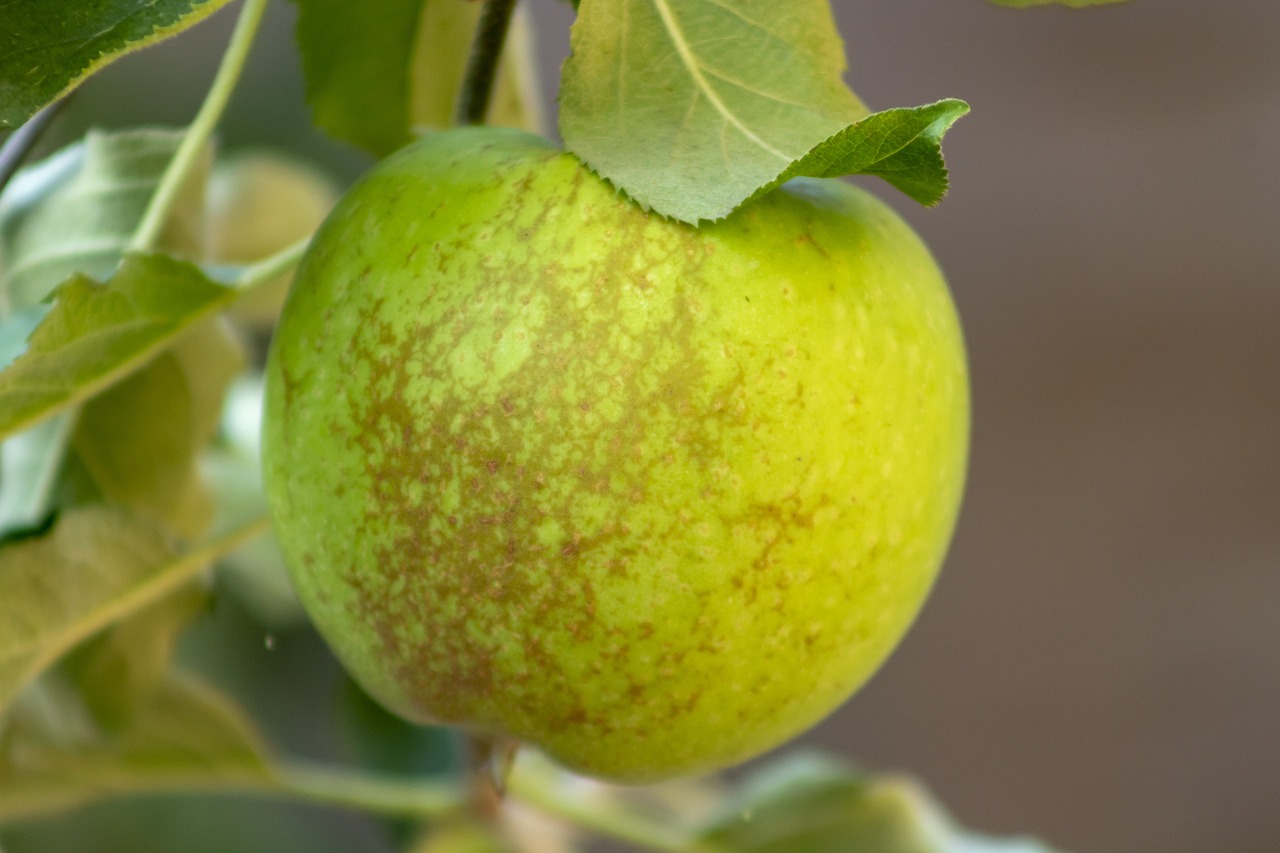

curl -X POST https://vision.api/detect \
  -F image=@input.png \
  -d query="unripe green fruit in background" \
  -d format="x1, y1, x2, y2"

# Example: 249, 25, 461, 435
262, 127, 969, 782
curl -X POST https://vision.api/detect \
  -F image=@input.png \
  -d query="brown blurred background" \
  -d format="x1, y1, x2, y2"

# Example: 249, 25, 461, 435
51, 1, 1280, 852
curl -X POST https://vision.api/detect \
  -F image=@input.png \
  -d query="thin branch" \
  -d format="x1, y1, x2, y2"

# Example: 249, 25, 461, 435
130, 0, 269, 252
454, 0, 519, 126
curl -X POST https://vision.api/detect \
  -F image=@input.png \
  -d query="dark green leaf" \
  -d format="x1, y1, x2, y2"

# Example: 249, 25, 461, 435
0, 673, 272, 824
560, 0, 965, 222
698, 753, 1062, 853
0, 253, 238, 442
561, 0, 864, 223
0, 1, 237, 130
291, 0, 423, 155
767, 100, 970, 208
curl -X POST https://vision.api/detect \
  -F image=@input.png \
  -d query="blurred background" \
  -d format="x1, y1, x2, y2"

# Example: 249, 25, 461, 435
10, 1, 1278, 852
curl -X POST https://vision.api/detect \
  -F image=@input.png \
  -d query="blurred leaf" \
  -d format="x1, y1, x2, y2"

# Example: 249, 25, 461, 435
698, 754, 1063, 853
0, 673, 272, 825
291, 0, 421, 155
0, 506, 267, 716
206, 151, 338, 325
0, 310, 70, 534
0, 253, 238, 442
71, 319, 245, 539
0, 129, 210, 313
0, 1, 237, 130
560, 0, 964, 222
62, 583, 210, 731
291, 0, 540, 156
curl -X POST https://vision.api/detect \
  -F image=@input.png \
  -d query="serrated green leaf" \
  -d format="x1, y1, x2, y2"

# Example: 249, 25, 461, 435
561, 0, 872, 223
0, 506, 267, 716
990, 0, 1124, 7
698, 754, 1063, 853
71, 318, 245, 539
560, 1, 965, 222
768, 100, 969, 207
0, 253, 238, 443
0, 129, 210, 314
291, 0, 541, 156
0, 1, 237, 130
0, 672, 272, 825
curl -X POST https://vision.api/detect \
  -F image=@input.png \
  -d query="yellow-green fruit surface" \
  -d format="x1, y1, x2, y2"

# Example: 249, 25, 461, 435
262, 127, 969, 782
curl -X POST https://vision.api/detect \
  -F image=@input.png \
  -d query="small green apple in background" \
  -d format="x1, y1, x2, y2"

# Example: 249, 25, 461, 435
262, 127, 969, 782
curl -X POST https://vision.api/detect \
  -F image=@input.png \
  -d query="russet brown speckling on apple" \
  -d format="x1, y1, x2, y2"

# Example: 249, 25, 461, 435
262, 127, 969, 782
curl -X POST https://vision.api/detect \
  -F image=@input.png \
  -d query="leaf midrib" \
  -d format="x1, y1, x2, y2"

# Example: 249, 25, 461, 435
649, 0, 791, 162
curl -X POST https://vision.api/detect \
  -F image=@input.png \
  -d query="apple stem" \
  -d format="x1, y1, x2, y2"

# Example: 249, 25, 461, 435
454, 0, 519, 127
467, 733, 518, 819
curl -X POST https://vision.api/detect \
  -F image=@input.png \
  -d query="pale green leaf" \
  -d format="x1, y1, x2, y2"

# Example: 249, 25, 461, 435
0, 0, 237, 130
698, 754, 1063, 853
0, 253, 238, 442
0, 506, 268, 715
71, 319, 246, 539
0, 673, 272, 824
0, 128, 211, 314
561, 0, 874, 222
206, 151, 338, 325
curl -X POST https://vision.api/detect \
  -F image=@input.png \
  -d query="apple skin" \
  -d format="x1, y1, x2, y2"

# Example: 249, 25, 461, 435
262, 127, 969, 783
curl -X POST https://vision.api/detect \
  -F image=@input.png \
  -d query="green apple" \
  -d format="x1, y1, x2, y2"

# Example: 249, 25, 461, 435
262, 127, 969, 782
